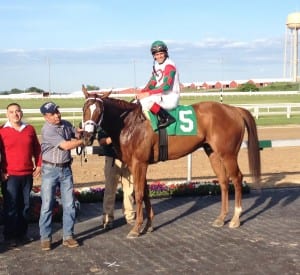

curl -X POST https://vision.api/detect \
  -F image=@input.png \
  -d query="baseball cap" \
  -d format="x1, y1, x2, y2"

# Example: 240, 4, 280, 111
40, 102, 60, 114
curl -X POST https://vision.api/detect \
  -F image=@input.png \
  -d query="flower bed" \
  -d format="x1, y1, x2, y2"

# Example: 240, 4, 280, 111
29, 186, 80, 223
29, 195, 63, 223
0, 180, 250, 224
149, 180, 250, 197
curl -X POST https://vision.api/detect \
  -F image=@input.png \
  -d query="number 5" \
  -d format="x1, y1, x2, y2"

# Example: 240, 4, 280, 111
179, 110, 194, 132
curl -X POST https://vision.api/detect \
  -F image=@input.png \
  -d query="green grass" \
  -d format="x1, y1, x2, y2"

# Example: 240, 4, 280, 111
178, 94, 300, 105
0, 98, 85, 109
0, 94, 299, 109
254, 115, 300, 126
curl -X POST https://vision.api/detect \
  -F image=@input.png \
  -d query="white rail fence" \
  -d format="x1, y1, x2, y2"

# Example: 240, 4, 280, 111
1, 103, 300, 121
70, 138, 300, 182
234, 103, 300, 119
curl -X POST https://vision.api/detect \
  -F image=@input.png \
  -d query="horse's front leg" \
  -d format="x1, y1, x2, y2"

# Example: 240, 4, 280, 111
140, 182, 154, 235
209, 154, 229, 227
127, 163, 147, 239
127, 189, 143, 239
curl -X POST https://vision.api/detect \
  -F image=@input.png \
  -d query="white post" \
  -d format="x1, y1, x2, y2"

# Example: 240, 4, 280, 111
47, 57, 51, 94
283, 27, 288, 78
254, 106, 259, 119
187, 154, 192, 182
287, 105, 291, 118
293, 28, 298, 82
133, 59, 136, 90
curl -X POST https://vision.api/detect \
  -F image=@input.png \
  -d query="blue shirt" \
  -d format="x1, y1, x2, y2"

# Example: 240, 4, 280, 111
41, 119, 75, 163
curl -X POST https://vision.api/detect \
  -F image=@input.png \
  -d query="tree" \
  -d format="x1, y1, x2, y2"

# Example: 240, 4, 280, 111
10, 88, 24, 94
27, 87, 44, 94
86, 85, 100, 91
239, 83, 259, 92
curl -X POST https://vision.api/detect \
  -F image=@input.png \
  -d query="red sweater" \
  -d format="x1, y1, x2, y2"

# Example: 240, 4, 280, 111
0, 124, 42, 176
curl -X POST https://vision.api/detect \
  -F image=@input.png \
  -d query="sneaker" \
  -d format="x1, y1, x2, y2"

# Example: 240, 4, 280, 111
62, 238, 79, 248
41, 240, 51, 251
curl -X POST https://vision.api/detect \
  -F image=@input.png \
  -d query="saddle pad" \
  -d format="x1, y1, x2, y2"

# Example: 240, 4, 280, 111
145, 105, 197, 135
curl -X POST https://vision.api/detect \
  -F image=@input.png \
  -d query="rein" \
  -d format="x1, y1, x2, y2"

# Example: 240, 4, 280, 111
76, 145, 88, 165
120, 110, 131, 119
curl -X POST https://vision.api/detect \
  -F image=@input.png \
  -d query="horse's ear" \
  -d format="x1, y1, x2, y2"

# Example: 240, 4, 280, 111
82, 84, 89, 99
100, 91, 112, 99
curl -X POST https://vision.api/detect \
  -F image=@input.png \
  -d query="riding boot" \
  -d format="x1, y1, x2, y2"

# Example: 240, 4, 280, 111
156, 107, 175, 129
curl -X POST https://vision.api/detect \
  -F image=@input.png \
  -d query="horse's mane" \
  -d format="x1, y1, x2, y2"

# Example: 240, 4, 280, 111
100, 97, 144, 159
104, 97, 138, 112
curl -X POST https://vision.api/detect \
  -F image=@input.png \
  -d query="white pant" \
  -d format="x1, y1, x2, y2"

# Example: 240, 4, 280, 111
103, 157, 135, 223
139, 92, 180, 110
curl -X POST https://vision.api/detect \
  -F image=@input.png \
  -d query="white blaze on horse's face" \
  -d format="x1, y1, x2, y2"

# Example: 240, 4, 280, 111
89, 103, 97, 114
82, 97, 103, 138
84, 103, 97, 133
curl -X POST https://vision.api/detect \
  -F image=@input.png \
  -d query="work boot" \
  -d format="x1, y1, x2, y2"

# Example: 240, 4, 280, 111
62, 237, 79, 248
157, 107, 175, 129
41, 240, 51, 251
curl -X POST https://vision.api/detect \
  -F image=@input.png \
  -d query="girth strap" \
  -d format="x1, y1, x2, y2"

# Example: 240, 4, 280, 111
158, 128, 168, 161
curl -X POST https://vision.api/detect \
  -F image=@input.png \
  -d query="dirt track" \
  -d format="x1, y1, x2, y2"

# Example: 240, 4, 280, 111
34, 126, 300, 189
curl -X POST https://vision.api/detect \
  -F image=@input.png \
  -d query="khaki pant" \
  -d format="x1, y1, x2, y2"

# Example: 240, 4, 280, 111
102, 157, 135, 224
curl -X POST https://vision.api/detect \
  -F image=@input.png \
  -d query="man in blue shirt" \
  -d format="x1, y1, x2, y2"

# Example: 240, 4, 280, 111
39, 102, 83, 251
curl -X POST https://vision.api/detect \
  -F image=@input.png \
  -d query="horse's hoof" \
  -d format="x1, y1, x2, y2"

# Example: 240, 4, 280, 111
126, 230, 140, 239
212, 219, 224, 228
229, 220, 240, 228
140, 226, 154, 235
147, 226, 154, 233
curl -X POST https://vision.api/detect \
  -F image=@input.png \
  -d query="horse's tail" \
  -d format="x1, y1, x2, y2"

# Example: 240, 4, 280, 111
238, 108, 261, 186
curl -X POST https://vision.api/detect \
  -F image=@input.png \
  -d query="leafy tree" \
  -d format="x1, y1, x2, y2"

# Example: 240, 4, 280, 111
0, 91, 9, 95
239, 83, 259, 92
27, 87, 44, 94
86, 85, 100, 91
10, 88, 24, 94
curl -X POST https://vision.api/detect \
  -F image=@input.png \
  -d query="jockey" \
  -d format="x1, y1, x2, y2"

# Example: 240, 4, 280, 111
136, 40, 180, 129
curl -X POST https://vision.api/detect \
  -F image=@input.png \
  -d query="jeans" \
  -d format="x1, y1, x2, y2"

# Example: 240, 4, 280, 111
1, 174, 33, 240
39, 164, 76, 241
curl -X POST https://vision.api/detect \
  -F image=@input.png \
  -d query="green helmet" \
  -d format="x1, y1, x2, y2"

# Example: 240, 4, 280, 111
150, 40, 168, 55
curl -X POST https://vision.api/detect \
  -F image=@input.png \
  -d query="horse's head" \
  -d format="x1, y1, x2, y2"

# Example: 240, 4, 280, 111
81, 85, 110, 146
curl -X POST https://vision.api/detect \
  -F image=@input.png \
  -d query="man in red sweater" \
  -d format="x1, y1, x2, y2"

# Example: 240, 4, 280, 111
0, 103, 42, 247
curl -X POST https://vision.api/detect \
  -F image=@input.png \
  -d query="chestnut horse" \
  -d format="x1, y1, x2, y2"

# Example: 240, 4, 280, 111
81, 85, 261, 238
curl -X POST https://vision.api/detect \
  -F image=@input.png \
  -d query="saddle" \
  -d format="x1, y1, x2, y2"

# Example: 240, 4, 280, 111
145, 105, 197, 161
145, 105, 197, 135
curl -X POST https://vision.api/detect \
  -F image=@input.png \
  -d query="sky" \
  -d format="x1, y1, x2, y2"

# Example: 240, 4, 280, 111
0, 0, 300, 93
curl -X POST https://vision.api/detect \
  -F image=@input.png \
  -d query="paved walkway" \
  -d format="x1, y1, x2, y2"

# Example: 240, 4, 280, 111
0, 187, 299, 275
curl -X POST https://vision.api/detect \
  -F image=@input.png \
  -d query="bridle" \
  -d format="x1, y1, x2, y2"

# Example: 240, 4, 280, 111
82, 96, 103, 133
77, 96, 104, 163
